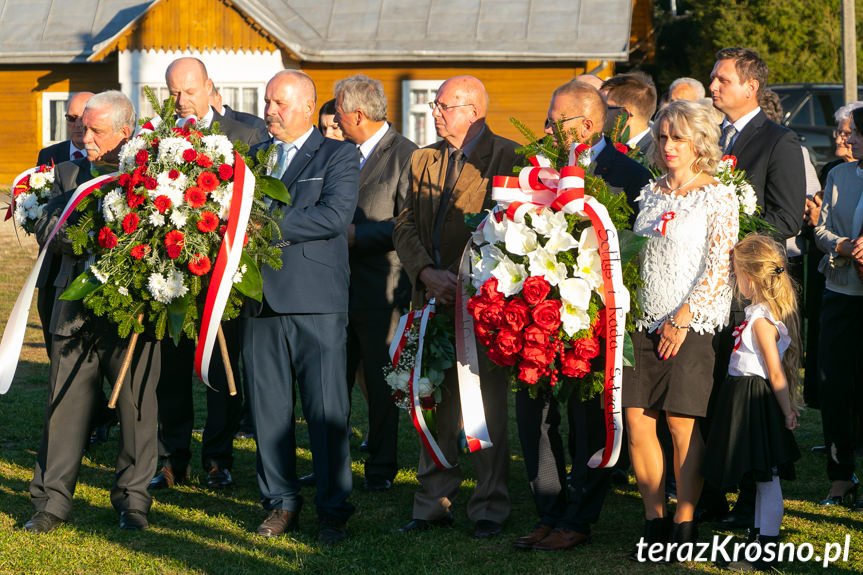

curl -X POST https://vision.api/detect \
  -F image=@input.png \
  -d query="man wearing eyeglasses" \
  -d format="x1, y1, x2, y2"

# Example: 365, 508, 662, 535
509, 79, 650, 552
393, 75, 517, 540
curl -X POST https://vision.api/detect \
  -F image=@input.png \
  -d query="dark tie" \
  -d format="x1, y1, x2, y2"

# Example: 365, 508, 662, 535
719, 124, 737, 154
431, 149, 466, 267
72, 150, 84, 160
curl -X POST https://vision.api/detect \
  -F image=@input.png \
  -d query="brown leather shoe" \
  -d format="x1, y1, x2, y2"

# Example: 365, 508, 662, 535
255, 509, 299, 537
532, 527, 591, 551
148, 463, 189, 490
513, 524, 554, 549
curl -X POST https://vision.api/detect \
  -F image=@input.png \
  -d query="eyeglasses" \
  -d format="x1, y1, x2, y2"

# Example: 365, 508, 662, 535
544, 114, 586, 131
65, 113, 81, 123
834, 129, 853, 140
428, 101, 474, 113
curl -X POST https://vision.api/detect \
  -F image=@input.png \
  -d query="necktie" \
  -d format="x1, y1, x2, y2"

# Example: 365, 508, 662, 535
719, 124, 737, 154
357, 145, 365, 168
431, 149, 466, 267
72, 150, 84, 160
271, 142, 295, 180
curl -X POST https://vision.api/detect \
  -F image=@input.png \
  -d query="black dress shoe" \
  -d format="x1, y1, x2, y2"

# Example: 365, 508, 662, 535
396, 513, 454, 533
120, 510, 149, 531
473, 519, 503, 539
206, 466, 233, 489
318, 515, 348, 545
717, 505, 754, 529
23, 511, 63, 533
362, 477, 392, 491
298, 472, 316, 487
255, 509, 299, 537
148, 463, 189, 490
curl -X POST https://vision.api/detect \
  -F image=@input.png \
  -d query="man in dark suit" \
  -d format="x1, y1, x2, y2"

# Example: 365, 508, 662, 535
25, 91, 160, 533
209, 84, 269, 133
601, 73, 657, 164
148, 57, 267, 492
332, 74, 414, 491
704, 47, 807, 529
244, 70, 359, 545
393, 75, 517, 540
510, 80, 651, 551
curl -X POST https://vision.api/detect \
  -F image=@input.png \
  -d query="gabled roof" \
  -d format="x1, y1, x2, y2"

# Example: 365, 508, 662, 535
0, 0, 634, 64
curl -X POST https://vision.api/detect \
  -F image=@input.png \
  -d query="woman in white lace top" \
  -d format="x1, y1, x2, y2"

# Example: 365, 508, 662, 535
624, 100, 738, 556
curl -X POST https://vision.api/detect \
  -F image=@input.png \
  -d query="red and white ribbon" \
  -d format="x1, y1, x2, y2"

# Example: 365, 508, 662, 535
491, 162, 586, 222
194, 152, 254, 387
654, 211, 676, 236
0, 173, 117, 393
389, 300, 455, 469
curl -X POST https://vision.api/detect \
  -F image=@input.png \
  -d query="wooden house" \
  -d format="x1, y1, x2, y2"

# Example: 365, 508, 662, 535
0, 0, 652, 181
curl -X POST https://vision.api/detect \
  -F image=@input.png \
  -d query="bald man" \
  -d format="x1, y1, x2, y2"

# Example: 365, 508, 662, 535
243, 70, 359, 545
574, 74, 604, 90
669, 77, 706, 102
510, 80, 651, 551
393, 75, 518, 539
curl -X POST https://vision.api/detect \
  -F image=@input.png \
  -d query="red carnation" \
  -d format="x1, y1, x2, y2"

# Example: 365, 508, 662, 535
143, 176, 158, 190
122, 212, 140, 234
479, 299, 506, 329
184, 186, 207, 208
721, 154, 737, 168
218, 224, 227, 236
151, 138, 160, 149
479, 277, 504, 301
188, 253, 212, 276
97, 227, 118, 249
503, 297, 531, 332
197, 171, 219, 192
118, 173, 132, 191
531, 300, 562, 333
154, 195, 172, 214
197, 210, 219, 233
126, 191, 146, 208
196, 152, 213, 168
561, 348, 591, 379
182, 148, 197, 163
522, 276, 552, 306
573, 336, 601, 360
218, 164, 233, 181
131, 166, 146, 186
164, 230, 184, 259
493, 329, 523, 357
518, 360, 544, 384
130, 244, 150, 259
614, 142, 630, 155
135, 149, 149, 165
168, 169, 180, 180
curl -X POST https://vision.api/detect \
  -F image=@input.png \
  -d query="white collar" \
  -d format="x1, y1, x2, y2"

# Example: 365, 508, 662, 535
68, 141, 85, 159
724, 106, 761, 134
274, 126, 315, 151
627, 127, 651, 148
358, 123, 390, 166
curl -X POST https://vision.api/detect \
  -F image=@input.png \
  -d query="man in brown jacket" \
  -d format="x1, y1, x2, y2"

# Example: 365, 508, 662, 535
393, 75, 518, 539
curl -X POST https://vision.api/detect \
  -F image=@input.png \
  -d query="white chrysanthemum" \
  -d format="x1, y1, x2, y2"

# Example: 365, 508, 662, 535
471, 243, 506, 289
19, 192, 38, 210
560, 301, 592, 337
157, 137, 194, 165
527, 246, 569, 286
170, 209, 188, 228
504, 220, 538, 256
544, 227, 580, 254
148, 212, 166, 227
578, 226, 599, 252
43, 170, 55, 184
92, 267, 109, 284
490, 256, 527, 297
26, 205, 44, 221
389, 371, 410, 393
738, 183, 757, 216
211, 184, 232, 220
165, 270, 188, 300
201, 135, 235, 165
118, 286, 129, 296
154, 185, 184, 208
29, 172, 48, 190
102, 189, 128, 223
559, 277, 592, 310
13, 203, 27, 225
232, 264, 248, 284
718, 158, 735, 173
575, 249, 603, 291
530, 207, 568, 238
154, 171, 188, 203
147, 270, 188, 304
118, 137, 150, 172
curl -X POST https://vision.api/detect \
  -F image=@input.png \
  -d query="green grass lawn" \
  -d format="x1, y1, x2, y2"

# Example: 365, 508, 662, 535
1, 220, 862, 574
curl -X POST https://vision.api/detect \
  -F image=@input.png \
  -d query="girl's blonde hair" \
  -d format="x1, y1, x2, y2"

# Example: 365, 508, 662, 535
732, 234, 801, 409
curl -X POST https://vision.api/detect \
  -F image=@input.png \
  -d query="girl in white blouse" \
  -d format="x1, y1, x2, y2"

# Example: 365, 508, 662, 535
625, 100, 738, 559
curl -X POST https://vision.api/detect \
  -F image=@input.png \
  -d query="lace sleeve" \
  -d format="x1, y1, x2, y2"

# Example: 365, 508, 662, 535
687, 185, 738, 327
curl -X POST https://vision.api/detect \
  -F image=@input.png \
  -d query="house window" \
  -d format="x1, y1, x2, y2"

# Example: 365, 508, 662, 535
402, 80, 441, 147
136, 85, 260, 121
41, 92, 72, 146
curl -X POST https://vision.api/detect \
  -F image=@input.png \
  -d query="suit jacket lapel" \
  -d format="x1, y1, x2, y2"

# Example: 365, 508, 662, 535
451, 127, 494, 208
358, 125, 395, 190
281, 130, 323, 187
729, 110, 765, 157
424, 141, 447, 217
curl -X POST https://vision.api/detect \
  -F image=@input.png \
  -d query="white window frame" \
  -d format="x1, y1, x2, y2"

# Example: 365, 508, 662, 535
401, 80, 442, 147
41, 91, 71, 147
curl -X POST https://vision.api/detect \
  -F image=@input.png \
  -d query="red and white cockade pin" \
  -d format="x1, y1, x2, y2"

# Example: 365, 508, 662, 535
732, 320, 748, 351
654, 211, 676, 236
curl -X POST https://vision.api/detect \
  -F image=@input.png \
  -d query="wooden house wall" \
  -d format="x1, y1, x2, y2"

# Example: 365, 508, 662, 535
304, 63, 595, 143
0, 63, 118, 182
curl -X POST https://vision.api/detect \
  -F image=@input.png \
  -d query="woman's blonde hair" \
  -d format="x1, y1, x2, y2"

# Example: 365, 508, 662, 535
650, 100, 723, 174
732, 234, 801, 409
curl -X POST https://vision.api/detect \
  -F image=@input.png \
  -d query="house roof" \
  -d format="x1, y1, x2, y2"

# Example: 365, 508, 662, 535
0, 0, 634, 64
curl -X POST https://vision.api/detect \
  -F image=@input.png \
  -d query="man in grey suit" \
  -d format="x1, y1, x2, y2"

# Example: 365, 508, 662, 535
149, 57, 267, 492
25, 91, 160, 533
332, 74, 415, 491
